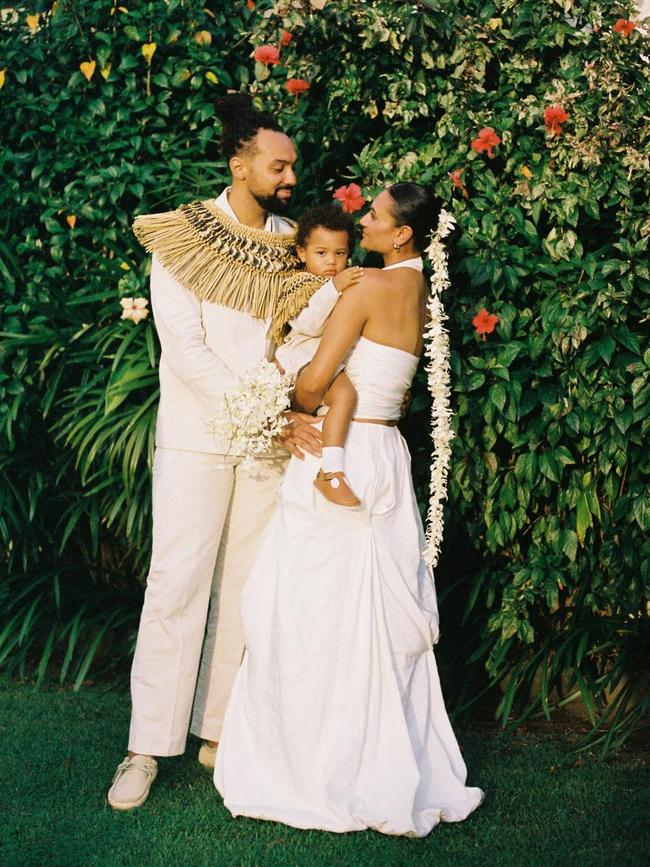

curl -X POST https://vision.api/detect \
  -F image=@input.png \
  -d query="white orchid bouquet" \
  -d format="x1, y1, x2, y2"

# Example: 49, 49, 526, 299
209, 360, 294, 467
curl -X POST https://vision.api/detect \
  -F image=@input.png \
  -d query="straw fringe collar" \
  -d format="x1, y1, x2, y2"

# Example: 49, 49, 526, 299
132, 199, 310, 321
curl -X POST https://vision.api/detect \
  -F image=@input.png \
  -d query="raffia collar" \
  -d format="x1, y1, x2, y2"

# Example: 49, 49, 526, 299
133, 199, 305, 320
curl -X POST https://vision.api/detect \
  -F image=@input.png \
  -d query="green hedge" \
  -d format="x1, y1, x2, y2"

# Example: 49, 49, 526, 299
1, 0, 648, 751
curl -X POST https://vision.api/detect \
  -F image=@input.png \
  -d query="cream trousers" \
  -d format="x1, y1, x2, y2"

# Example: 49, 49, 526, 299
128, 447, 287, 757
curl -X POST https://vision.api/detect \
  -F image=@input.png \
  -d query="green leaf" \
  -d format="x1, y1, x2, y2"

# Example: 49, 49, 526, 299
576, 493, 592, 544
539, 452, 561, 483
463, 372, 486, 392
632, 494, 650, 531
489, 383, 507, 413
562, 530, 578, 562
596, 336, 616, 365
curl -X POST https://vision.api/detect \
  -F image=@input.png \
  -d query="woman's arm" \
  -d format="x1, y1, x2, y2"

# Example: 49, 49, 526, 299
293, 281, 371, 413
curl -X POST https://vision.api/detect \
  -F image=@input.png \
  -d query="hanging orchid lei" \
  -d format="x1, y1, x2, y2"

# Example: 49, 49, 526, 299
422, 209, 456, 568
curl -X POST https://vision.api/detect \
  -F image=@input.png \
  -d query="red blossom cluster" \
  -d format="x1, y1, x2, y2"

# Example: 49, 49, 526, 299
470, 127, 501, 158
472, 309, 499, 339
544, 105, 568, 135
252, 31, 311, 98
253, 45, 281, 65
613, 18, 636, 36
332, 183, 365, 213
286, 78, 309, 95
448, 168, 468, 198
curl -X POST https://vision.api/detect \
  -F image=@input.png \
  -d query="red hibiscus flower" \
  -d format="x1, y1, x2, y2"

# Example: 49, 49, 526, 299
613, 18, 636, 36
544, 105, 568, 135
246, 0, 255, 10
449, 168, 468, 198
470, 127, 501, 158
254, 45, 281, 65
333, 183, 365, 214
279, 30, 293, 47
285, 78, 309, 95
472, 308, 499, 340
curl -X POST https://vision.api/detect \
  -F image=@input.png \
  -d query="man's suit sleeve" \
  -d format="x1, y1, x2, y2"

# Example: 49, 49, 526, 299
150, 254, 240, 405
287, 279, 340, 338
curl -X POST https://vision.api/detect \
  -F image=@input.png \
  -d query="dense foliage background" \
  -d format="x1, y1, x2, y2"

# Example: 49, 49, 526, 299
1, 0, 648, 752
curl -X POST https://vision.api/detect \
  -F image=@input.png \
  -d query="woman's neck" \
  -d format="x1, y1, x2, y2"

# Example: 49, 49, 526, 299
382, 248, 419, 267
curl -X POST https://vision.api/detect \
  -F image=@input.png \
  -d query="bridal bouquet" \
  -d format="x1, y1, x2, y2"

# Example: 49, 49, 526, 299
209, 360, 294, 466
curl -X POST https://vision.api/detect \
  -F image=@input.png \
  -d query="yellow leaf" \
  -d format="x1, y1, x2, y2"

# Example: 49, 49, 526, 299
51, 2, 60, 16
80, 61, 96, 81
119, 5, 128, 11
194, 30, 212, 46
203, 7, 215, 17
66, 215, 77, 229
26, 13, 40, 32
205, 71, 218, 84
120, 262, 131, 270
521, 166, 533, 179
141, 42, 156, 64
100, 64, 112, 80
488, 17, 502, 29
0, 70, 5, 90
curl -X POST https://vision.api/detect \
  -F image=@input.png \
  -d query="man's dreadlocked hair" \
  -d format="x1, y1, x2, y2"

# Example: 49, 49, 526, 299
214, 93, 283, 161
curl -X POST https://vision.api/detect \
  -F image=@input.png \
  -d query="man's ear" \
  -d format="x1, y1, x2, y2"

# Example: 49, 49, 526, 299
229, 154, 246, 181
296, 245, 307, 264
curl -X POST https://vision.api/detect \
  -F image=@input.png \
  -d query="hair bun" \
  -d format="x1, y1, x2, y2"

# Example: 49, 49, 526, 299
214, 92, 254, 124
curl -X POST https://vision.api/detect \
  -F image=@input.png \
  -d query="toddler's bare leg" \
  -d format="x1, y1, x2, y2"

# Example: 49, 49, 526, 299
322, 372, 357, 447
314, 372, 360, 506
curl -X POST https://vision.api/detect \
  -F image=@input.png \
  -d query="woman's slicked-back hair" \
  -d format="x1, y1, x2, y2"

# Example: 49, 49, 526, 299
296, 203, 356, 251
386, 182, 444, 253
214, 92, 283, 162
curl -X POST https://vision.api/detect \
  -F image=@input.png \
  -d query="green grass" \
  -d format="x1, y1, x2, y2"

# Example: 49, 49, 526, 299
1, 679, 648, 867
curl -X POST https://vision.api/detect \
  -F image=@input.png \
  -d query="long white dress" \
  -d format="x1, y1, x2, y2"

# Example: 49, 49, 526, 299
214, 279, 484, 836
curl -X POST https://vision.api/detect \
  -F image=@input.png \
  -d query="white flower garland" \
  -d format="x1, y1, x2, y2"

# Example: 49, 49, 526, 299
422, 209, 456, 568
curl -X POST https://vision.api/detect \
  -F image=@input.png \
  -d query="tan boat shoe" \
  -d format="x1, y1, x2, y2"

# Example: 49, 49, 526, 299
198, 741, 218, 769
314, 469, 361, 507
107, 754, 158, 811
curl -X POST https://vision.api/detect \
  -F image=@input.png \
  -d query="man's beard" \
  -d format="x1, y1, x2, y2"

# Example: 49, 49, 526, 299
252, 188, 293, 213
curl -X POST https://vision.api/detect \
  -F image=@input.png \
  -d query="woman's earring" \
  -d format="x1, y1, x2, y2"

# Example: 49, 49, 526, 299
393, 243, 401, 250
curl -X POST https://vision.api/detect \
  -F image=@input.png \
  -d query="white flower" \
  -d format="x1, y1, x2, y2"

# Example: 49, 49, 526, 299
437, 208, 457, 239
120, 297, 149, 323
209, 360, 294, 467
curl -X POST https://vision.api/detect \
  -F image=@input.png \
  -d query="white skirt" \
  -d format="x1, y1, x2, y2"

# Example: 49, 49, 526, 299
214, 422, 484, 836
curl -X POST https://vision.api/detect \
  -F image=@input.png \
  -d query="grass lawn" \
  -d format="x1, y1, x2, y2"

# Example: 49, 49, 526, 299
1, 679, 648, 867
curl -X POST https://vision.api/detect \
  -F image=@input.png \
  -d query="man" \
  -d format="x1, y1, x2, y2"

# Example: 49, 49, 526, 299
108, 94, 339, 810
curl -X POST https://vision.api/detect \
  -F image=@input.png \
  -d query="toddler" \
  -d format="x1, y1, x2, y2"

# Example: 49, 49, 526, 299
275, 204, 362, 507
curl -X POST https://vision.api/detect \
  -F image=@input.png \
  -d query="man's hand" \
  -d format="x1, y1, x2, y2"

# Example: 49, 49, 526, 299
333, 266, 364, 294
277, 411, 322, 459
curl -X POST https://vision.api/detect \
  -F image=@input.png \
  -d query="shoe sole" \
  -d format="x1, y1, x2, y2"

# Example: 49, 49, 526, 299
107, 788, 151, 811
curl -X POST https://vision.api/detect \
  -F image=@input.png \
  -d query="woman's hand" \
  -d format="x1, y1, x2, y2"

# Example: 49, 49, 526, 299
333, 266, 364, 294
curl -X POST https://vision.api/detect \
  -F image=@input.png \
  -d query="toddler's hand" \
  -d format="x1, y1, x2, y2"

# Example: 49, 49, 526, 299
333, 266, 364, 293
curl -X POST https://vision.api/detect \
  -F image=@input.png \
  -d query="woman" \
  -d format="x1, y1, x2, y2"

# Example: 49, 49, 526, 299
214, 183, 484, 836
